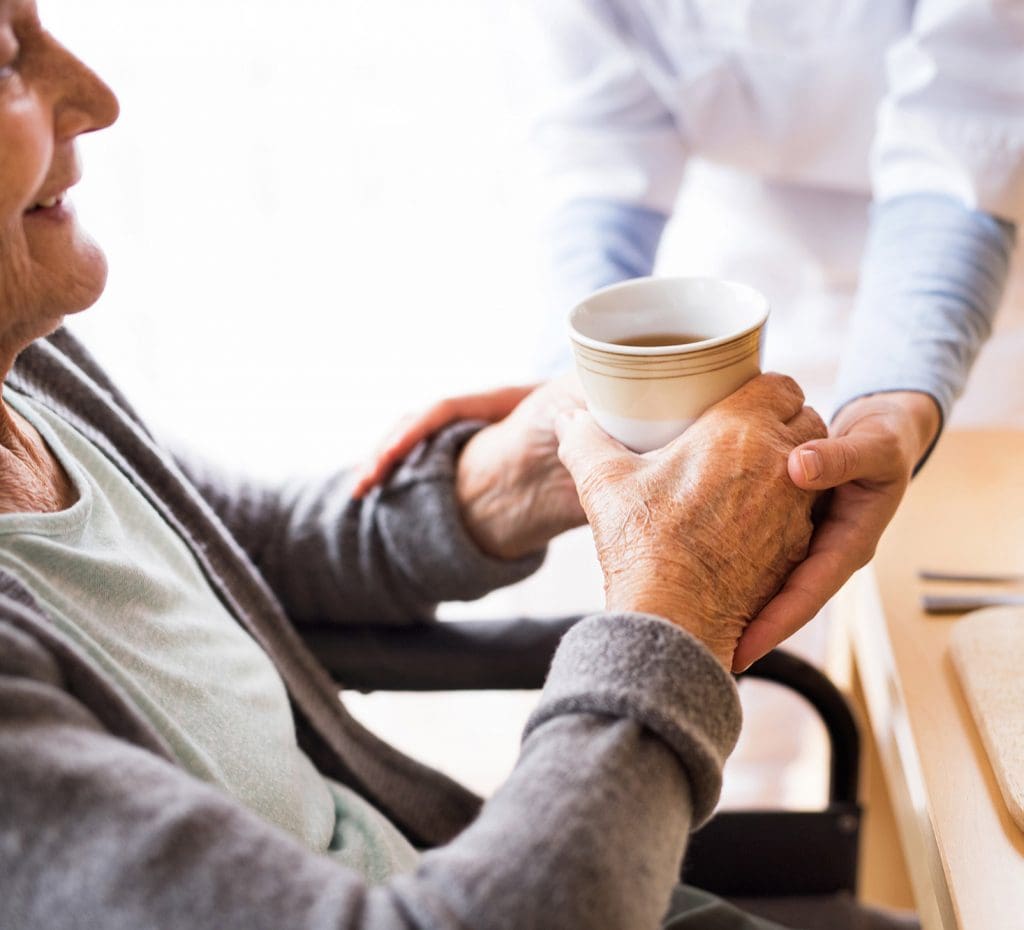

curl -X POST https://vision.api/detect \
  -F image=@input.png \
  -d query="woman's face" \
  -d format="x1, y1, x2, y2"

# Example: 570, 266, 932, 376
0, 0, 118, 341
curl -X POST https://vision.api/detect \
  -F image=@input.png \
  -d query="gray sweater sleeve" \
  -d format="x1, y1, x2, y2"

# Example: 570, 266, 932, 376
176, 422, 544, 625
1, 608, 741, 930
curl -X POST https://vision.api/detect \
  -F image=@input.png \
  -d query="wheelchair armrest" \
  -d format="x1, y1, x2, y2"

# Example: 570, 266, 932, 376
302, 616, 580, 692
742, 648, 860, 807
303, 616, 859, 805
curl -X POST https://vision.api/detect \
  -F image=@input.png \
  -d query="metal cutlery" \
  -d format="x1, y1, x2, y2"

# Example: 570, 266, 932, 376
918, 569, 1024, 584
922, 593, 1024, 615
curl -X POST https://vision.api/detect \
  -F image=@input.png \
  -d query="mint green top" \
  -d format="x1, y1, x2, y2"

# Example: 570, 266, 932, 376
0, 390, 418, 882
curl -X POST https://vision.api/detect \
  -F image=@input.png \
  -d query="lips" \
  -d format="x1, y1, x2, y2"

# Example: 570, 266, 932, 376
26, 193, 66, 213
25, 168, 81, 215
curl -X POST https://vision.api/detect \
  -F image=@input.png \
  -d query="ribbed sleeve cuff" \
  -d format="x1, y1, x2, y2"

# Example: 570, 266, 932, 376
524, 612, 741, 827
377, 422, 546, 604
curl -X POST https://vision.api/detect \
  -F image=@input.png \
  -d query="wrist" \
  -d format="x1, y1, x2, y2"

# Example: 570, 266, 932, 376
455, 428, 518, 560
605, 568, 735, 669
889, 391, 942, 462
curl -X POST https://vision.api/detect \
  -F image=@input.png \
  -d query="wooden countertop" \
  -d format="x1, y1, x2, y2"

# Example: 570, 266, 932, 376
844, 430, 1024, 930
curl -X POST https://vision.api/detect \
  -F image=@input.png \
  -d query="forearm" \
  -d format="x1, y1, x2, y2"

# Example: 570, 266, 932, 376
176, 424, 543, 626
549, 198, 669, 297
834, 194, 1017, 456
423, 617, 739, 930
3, 612, 739, 930
415, 715, 692, 929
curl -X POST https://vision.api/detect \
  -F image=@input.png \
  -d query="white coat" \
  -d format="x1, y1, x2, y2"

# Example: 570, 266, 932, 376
529, 0, 1024, 423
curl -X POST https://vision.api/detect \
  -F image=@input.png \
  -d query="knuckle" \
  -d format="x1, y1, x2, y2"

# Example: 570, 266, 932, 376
835, 440, 860, 478
879, 431, 903, 463
804, 406, 827, 438
762, 372, 804, 404
776, 373, 804, 403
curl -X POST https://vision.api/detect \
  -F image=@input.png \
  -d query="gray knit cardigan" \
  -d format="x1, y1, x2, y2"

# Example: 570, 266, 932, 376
0, 329, 741, 930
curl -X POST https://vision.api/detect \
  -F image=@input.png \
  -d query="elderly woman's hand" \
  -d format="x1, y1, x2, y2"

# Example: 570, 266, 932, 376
453, 374, 588, 559
555, 374, 826, 669
351, 376, 587, 560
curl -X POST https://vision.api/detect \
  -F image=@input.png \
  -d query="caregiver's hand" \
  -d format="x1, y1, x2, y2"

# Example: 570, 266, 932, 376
732, 390, 941, 672
351, 384, 538, 498
556, 374, 826, 670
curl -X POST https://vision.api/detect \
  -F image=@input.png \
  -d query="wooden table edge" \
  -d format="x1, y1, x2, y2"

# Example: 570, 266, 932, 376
838, 570, 959, 930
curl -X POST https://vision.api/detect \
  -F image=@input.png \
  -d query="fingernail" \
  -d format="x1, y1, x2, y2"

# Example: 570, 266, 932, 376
799, 449, 822, 482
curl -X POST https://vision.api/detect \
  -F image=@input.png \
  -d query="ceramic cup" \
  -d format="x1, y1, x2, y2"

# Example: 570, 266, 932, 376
568, 276, 769, 453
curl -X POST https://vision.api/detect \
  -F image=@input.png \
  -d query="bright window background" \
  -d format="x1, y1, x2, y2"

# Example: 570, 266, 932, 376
50, 0, 547, 481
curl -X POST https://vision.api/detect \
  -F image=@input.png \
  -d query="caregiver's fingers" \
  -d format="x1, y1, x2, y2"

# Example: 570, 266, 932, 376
731, 498, 884, 672
352, 384, 537, 498
788, 430, 903, 491
730, 547, 848, 673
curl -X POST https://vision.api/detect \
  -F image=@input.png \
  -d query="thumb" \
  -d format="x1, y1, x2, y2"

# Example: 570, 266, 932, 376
554, 409, 632, 486
788, 433, 896, 490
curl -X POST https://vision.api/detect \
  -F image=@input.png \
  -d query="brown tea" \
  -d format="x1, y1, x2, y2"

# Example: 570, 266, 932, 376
611, 332, 708, 348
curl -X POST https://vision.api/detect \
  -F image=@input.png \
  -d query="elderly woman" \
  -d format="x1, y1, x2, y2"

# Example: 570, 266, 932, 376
0, 5, 883, 929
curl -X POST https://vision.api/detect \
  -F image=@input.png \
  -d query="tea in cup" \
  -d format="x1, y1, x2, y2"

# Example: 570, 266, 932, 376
568, 277, 769, 452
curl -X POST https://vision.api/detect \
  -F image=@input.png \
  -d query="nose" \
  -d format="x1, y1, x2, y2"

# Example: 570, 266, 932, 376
50, 40, 120, 142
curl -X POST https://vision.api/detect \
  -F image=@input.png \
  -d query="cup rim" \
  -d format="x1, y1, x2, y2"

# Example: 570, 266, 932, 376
567, 275, 769, 356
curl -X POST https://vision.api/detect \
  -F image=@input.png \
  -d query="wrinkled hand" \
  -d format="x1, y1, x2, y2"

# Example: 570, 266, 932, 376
731, 391, 941, 672
454, 375, 588, 559
350, 376, 588, 560
555, 374, 826, 669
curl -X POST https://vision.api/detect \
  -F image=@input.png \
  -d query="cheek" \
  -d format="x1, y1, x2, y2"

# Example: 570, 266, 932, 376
0, 95, 51, 225
0, 98, 107, 319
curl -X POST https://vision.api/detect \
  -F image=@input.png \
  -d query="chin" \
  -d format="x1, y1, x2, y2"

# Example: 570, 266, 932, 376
35, 227, 110, 320
64, 241, 109, 315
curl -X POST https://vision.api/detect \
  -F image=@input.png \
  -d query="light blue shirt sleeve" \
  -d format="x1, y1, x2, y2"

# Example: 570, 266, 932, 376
834, 194, 1017, 460
539, 199, 668, 374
